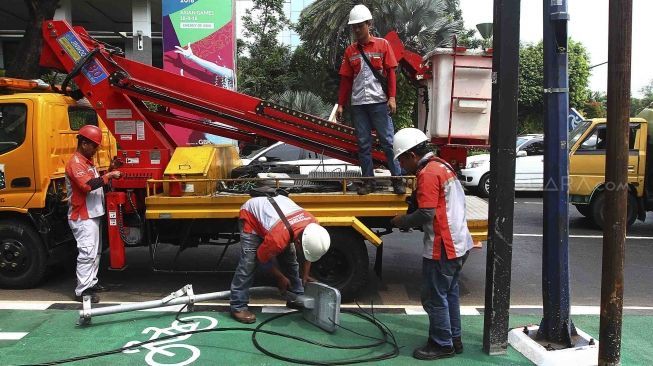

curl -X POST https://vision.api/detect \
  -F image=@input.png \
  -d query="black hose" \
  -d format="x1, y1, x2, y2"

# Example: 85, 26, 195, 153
60, 48, 100, 96
23, 308, 399, 366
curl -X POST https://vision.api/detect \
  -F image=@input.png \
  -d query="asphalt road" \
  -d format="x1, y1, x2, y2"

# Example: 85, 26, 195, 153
2, 193, 652, 307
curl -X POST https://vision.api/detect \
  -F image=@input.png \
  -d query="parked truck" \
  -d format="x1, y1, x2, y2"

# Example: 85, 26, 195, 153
568, 108, 653, 228
0, 21, 491, 300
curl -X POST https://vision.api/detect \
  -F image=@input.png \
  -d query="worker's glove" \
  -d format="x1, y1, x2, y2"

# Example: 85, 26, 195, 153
174, 43, 194, 59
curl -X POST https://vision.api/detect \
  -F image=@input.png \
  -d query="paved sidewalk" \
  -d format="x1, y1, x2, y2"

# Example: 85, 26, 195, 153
0, 306, 651, 365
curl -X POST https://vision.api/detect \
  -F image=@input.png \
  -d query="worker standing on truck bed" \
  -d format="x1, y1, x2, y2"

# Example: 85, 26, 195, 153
390, 128, 474, 360
65, 125, 121, 303
336, 4, 405, 196
230, 195, 330, 324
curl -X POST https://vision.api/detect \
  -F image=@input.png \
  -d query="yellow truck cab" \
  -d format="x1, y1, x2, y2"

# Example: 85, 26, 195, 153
0, 78, 115, 287
568, 112, 650, 228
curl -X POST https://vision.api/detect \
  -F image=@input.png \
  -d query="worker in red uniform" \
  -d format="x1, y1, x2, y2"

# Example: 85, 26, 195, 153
390, 128, 474, 360
230, 195, 331, 324
65, 125, 121, 303
336, 4, 405, 196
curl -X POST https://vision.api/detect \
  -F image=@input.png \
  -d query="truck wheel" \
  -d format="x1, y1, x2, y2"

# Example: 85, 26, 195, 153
310, 228, 368, 302
0, 219, 47, 288
574, 204, 591, 217
590, 192, 637, 229
477, 173, 490, 198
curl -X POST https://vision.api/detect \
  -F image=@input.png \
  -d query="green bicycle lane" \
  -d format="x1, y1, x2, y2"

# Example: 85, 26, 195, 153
1, 307, 652, 365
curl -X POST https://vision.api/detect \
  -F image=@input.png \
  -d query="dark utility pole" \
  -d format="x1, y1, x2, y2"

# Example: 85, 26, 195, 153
599, 0, 632, 365
482, 0, 520, 355
538, 0, 575, 346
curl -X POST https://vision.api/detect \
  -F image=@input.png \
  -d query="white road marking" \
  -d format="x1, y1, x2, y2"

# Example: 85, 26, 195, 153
514, 233, 653, 240
0, 332, 28, 340
404, 306, 426, 315
1, 302, 652, 316
0, 301, 52, 310
571, 306, 601, 315
261, 307, 294, 314
460, 307, 482, 315
405, 306, 480, 315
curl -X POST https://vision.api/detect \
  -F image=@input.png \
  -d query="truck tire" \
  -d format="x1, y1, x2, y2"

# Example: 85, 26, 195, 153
589, 191, 637, 229
310, 228, 368, 302
0, 219, 47, 288
477, 173, 490, 198
574, 204, 591, 217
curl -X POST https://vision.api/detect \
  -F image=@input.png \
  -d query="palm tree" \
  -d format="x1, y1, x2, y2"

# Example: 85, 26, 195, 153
269, 90, 333, 119
295, 0, 464, 70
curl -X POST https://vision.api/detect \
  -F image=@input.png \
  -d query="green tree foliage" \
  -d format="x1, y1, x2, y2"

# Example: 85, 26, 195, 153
583, 91, 606, 118
237, 0, 292, 99
631, 81, 653, 116
518, 39, 591, 132
287, 45, 340, 104
269, 90, 333, 119
456, 28, 484, 49
394, 74, 418, 129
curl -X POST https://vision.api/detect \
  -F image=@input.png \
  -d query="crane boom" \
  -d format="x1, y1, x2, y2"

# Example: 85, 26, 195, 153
39, 21, 391, 189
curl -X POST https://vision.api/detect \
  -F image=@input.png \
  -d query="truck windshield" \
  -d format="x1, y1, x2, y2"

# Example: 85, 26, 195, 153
0, 104, 27, 155
569, 121, 591, 148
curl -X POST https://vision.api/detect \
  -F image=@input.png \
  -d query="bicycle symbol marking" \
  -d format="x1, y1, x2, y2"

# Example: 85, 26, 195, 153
123, 315, 219, 366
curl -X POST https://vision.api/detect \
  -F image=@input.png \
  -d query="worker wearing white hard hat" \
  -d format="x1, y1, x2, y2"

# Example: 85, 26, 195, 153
390, 128, 474, 360
230, 195, 331, 324
336, 4, 405, 196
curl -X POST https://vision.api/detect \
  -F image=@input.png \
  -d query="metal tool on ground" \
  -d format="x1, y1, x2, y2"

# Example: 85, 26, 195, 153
77, 282, 341, 331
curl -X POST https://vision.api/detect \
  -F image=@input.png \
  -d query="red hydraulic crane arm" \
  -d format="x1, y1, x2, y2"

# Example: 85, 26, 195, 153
384, 31, 431, 81
39, 21, 387, 189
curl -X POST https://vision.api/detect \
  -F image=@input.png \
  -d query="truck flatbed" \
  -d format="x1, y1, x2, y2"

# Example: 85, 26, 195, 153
144, 189, 489, 242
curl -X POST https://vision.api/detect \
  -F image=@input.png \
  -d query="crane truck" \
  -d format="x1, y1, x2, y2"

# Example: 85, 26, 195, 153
0, 20, 491, 300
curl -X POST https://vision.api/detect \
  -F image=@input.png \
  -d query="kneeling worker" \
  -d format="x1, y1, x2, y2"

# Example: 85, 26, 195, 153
230, 194, 331, 324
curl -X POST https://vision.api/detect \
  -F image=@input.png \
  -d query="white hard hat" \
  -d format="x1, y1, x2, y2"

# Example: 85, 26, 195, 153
301, 223, 331, 262
393, 128, 429, 160
348, 4, 373, 25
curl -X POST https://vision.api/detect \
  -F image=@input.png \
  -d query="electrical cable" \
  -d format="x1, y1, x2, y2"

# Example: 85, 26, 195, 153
23, 308, 399, 366
251, 310, 400, 365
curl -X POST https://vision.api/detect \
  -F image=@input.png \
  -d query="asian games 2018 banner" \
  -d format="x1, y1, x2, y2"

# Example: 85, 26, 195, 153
162, 0, 237, 148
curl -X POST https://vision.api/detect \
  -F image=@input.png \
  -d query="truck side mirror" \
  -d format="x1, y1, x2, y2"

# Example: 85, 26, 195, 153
516, 150, 527, 157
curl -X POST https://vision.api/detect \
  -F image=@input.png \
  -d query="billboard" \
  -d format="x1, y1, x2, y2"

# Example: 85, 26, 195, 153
162, 0, 237, 148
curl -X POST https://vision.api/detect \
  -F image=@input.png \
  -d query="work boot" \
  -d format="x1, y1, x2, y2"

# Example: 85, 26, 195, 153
89, 283, 110, 293
231, 309, 256, 324
357, 181, 375, 195
74, 291, 100, 304
412, 341, 455, 360
453, 337, 463, 354
392, 179, 406, 195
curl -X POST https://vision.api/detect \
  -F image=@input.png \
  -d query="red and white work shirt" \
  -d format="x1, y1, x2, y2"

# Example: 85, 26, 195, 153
239, 196, 318, 263
339, 37, 398, 105
65, 152, 107, 220
416, 153, 474, 260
